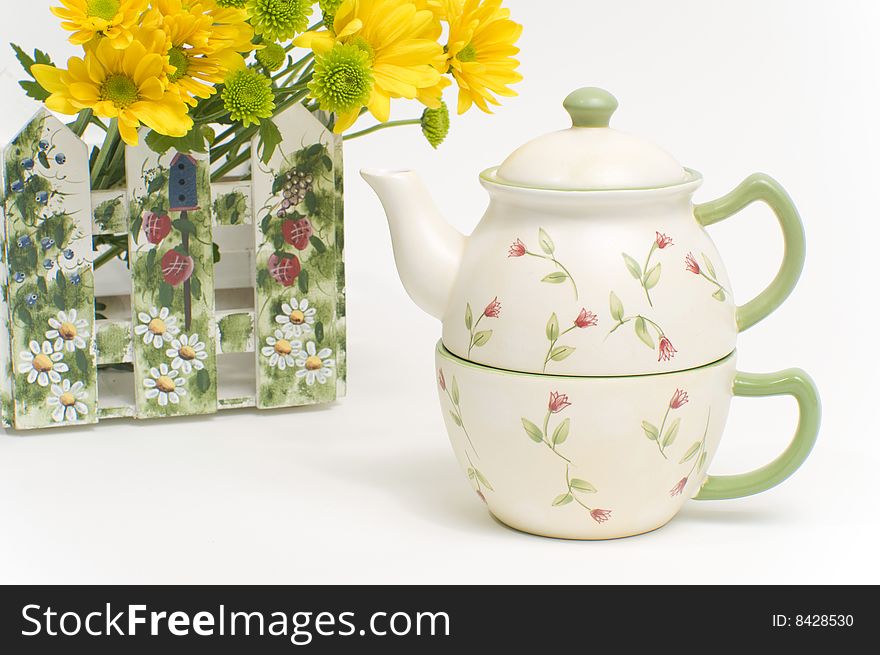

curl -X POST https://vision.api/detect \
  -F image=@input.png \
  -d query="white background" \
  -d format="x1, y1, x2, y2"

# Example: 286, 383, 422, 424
0, 0, 877, 584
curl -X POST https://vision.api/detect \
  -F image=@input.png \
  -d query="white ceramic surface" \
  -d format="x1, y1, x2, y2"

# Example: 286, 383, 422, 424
436, 343, 737, 539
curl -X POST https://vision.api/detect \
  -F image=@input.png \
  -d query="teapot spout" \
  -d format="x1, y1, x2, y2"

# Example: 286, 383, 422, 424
361, 169, 466, 320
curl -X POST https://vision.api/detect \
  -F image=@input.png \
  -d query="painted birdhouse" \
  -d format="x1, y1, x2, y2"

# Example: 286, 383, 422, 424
169, 153, 200, 212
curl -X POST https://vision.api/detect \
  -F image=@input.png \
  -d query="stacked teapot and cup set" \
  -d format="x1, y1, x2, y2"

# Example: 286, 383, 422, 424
363, 88, 821, 539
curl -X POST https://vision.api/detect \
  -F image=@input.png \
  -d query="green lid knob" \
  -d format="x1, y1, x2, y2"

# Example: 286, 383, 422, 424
563, 87, 618, 128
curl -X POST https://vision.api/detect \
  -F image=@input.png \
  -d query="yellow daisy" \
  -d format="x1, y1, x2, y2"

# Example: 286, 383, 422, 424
199, 0, 257, 55
50, 0, 149, 49
32, 35, 192, 146
143, 0, 251, 107
295, 0, 447, 132
445, 0, 522, 114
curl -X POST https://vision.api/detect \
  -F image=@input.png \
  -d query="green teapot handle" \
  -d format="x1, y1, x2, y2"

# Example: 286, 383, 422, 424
694, 174, 806, 332
695, 368, 820, 500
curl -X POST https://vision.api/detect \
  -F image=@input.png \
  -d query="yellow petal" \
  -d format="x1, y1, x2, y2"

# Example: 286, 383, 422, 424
68, 82, 100, 104
294, 31, 335, 55
138, 77, 165, 101
30, 65, 66, 94
333, 108, 362, 134
116, 116, 140, 146
367, 88, 391, 123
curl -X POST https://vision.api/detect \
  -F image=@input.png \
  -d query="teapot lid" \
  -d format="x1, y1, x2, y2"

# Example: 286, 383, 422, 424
494, 87, 689, 191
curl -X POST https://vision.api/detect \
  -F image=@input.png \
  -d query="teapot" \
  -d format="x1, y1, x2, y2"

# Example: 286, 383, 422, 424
362, 88, 821, 539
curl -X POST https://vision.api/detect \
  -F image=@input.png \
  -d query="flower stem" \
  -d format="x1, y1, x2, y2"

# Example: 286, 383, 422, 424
656, 405, 671, 459
90, 119, 120, 189
467, 314, 484, 359
93, 243, 126, 270
642, 242, 657, 307
542, 411, 571, 463
68, 109, 93, 137
343, 119, 421, 141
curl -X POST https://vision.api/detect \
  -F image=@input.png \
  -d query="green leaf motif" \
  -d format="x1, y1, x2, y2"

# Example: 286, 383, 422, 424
538, 228, 555, 255
521, 418, 544, 443
449, 410, 462, 427
315, 321, 324, 343
634, 317, 654, 349
450, 376, 460, 405
697, 451, 708, 473
474, 469, 494, 491
570, 478, 597, 493
472, 330, 492, 347
549, 345, 576, 361
552, 417, 570, 446
19, 307, 32, 328
701, 253, 717, 278
622, 253, 642, 279
465, 303, 473, 330
75, 348, 89, 374
467, 467, 476, 480
190, 274, 202, 300
197, 368, 211, 393
552, 493, 574, 507
680, 441, 701, 464
610, 291, 624, 322
641, 420, 659, 441
546, 313, 559, 341
38, 150, 49, 170
172, 218, 197, 236
712, 288, 726, 302
158, 282, 174, 308
644, 263, 662, 290
662, 417, 681, 448
37, 276, 47, 296
309, 236, 327, 253
541, 272, 568, 284
146, 247, 157, 272
298, 269, 309, 294
257, 118, 282, 164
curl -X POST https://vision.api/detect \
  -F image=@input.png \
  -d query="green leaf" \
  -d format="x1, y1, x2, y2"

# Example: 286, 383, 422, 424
225, 194, 237, 209
257, 119, 282, 164
18, 307, 32, 328
467, 467, 475, 480
662, 417, 681, 448
450, 376, 460, 405
474, 469, 494, 491
643, 263, 661, 289
701, 253, 717, 278
538, 228, 554, 255
712, 288, 726, 302
472, 330, 493, 347
190, 274, 202, 300
315, 321, 324, 343
309, 236, 326, 253
570, 479, 597, 493
196, 368, 210, 393
298, 269, 309, 294
19, 80, 50, 102
75, 348, 89, 374
158, 282, 174, 308
552, 493, 573, 507
36, 276, 47, 296
272, 176, 285, 195
38, 150, 50, 170
146, 171, 168, 195
146, 247, 157, 273
449, 410, 462, 427
697, 451, 708, 472
634, 317, 654, 349
323, 155, 333, 170
521, 418, 544, 443
622, 253, 642, 279
464, 303, 473, 330
552, 417, 570, 445
213, 242, 222, 264
546, 313, 559, 341
172, 218, 197, 236
145, 128, 208, 154
679, 441, 701, 464
11, 44, 52, 101
549, 345, 576, 361
610, 291, 624, 322
641, 420, 659, 441
130, 213, 144, 242
541, 272, 568, 284
305, 190, 318, 213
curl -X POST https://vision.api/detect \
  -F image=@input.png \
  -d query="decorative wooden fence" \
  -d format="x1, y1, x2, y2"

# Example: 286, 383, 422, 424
1, 105, 346, 429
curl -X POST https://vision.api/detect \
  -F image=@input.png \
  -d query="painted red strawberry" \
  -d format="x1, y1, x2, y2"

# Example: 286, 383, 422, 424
268, 253, 301, 287
143, 212, 172, 245
161, 249, 194, 287
282, 218, 313, 251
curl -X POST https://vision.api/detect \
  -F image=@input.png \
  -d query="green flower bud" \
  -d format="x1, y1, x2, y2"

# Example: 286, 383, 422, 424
421, 101, 450, 149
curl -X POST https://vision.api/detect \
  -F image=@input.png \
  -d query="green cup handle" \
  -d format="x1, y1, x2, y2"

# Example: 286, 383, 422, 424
694, 174, 806, 332
696, 369, 821, 500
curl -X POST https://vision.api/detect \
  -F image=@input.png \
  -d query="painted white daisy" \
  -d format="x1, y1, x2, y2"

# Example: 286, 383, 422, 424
261, 329, 301, 370
46, 309, 90, 352
274, 296, 317, 338
134, 306, 180, 349
166, 333, 208, 374
143, 363, 187, 406
295, 341, 335, 385
19, 340, 69, 387
46, 379, 88, 423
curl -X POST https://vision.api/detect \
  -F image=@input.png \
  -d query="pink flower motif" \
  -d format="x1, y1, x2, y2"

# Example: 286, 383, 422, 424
590, 508, 612, 524
483, 297, 501, 318
685, 252, 700, 274
655, 232, 673, 249
508, 239, 526, 257
658, 336, 677, 362
438, 369, 446, 391
548, 391, 571, 414
574, 308, 598, 328
669, 388, 688, 409
669, 477, 688, 497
